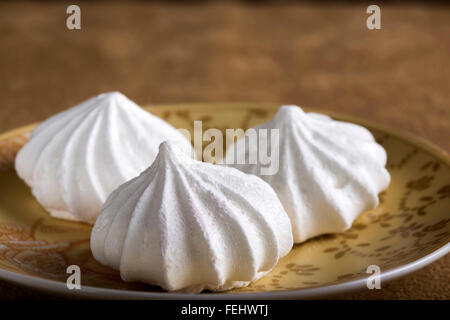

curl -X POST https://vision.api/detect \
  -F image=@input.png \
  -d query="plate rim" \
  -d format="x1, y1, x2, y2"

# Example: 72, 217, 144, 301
0, 102, 448, 299
1, 102, 448, 161
0, 242, 447, 299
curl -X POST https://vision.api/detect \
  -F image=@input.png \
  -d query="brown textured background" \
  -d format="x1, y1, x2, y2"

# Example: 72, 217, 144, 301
0, 1, 449, 299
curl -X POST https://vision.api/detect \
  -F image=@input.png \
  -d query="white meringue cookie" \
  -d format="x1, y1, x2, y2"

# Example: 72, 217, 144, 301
15, 92, 192, 223
91, 141, 293, 293
224, 105, 391, 243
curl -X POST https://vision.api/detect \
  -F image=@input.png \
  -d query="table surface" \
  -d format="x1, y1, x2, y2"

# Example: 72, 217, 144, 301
0, 1, 448, 300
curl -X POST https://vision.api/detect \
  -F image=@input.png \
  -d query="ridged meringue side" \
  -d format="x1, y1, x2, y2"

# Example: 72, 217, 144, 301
225, 105, 391, 243
91, 141, 293, 293
15, 92, 192, 223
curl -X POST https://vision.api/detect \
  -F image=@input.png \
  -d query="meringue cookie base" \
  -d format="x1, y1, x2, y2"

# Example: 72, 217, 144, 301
151, 271, 268, 294
48, 209, 81, 223
0, 103, 448, 298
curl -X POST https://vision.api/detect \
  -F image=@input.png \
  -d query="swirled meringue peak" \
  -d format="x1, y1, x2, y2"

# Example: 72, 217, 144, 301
15, 92, 192, 224
224, 105, 391, 243
91, 141, 293, 293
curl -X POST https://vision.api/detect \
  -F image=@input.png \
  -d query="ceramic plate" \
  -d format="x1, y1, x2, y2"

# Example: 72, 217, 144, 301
0, 103, 448, 299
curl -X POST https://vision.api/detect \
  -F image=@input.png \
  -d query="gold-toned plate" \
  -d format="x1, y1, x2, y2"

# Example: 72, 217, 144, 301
0, 103, 448, 299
